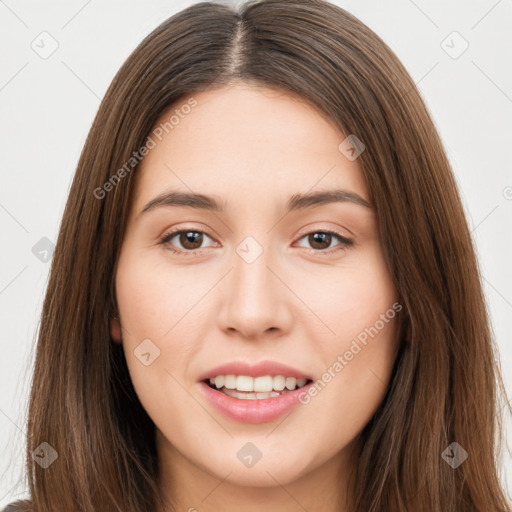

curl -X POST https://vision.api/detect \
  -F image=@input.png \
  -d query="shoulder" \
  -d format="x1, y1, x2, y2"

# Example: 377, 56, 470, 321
1, 500, 31, 512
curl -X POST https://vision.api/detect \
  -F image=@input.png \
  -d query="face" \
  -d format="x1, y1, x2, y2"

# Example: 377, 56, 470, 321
111, 82, 400, 492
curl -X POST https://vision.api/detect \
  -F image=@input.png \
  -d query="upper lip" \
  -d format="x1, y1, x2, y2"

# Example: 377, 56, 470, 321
198, 360, 313, 381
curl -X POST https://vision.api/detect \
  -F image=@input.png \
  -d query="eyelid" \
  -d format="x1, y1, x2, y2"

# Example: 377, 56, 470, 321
294, 222, 354, 240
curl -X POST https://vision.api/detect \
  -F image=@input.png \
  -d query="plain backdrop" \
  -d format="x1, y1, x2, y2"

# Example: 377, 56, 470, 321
1, 0, 511, 506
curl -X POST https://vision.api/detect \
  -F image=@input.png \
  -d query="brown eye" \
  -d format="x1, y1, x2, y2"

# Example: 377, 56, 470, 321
296, 230, 353, 253
160, 230, 215, 254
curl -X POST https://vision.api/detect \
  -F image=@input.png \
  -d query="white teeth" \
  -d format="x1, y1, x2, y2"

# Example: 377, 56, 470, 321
253, 375, 273, 392
207, 374, 309, 393
224, 375, 236, 389
273, 375, 286, 391
236, 375, 254, 392
285, 377, 297, 390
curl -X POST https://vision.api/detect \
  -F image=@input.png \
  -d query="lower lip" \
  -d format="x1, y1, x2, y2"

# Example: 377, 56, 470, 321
199, 381, 311, 424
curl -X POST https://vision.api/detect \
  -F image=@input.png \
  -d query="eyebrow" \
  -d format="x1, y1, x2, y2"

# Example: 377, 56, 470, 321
139, 188, 372, 217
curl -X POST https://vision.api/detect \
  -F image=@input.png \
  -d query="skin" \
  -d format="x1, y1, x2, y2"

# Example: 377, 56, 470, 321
111, 82, 400, 512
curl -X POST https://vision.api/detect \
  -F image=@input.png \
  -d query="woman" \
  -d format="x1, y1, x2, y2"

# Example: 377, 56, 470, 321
4, 0, 510, 510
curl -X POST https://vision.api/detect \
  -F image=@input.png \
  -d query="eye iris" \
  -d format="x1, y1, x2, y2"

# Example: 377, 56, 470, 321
180, 231, 203, 249
309, 232, 332, 250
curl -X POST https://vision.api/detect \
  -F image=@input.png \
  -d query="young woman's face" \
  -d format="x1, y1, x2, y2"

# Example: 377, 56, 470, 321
112, 82, 400, 491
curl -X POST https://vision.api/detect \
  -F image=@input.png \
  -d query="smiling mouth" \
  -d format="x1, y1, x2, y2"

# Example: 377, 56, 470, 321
203, 375, 313, 400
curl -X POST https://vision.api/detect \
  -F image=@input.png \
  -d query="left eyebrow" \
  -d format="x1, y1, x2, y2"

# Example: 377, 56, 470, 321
138, 188, 372, 218
287, 189, 372, 210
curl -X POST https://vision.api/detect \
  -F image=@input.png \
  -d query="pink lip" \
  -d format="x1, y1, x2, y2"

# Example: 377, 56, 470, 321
198, 381, 313, 424
197, 360, 313, 381
197, 360, 313, 424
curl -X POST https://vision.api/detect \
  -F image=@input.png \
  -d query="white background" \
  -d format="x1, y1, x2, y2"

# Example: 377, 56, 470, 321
1, 0, 511, 506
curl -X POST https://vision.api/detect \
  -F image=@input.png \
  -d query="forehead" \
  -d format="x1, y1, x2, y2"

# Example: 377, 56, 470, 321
133, 83, 368, 210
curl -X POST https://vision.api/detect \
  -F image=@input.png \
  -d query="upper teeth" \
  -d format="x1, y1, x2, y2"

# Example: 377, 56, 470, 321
209, 375, 307, 392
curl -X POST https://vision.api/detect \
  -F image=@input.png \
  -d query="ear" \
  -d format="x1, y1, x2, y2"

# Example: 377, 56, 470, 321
111, 316, 122, 343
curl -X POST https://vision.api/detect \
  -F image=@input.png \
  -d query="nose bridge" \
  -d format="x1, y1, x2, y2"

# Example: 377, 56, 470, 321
217, 235, 291, 337
234, 246, 274, 301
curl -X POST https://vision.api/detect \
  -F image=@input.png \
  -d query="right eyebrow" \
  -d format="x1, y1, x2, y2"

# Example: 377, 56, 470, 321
140, 190, 224, 217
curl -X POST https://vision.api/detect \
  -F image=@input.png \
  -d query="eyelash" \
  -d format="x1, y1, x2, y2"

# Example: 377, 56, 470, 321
158, 228, 354, 257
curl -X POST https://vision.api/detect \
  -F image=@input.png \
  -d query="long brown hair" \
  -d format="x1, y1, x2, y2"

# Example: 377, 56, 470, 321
12, 0, 510, 510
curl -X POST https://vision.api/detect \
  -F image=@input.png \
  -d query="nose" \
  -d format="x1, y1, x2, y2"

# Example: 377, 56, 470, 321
216, 244, 294, 340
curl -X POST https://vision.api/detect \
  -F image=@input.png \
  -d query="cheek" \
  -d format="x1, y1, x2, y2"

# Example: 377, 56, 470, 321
113, 252, 206, 395
115, 252, 208, 341
304, 245, 398, 349
114, 254, 211, 442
